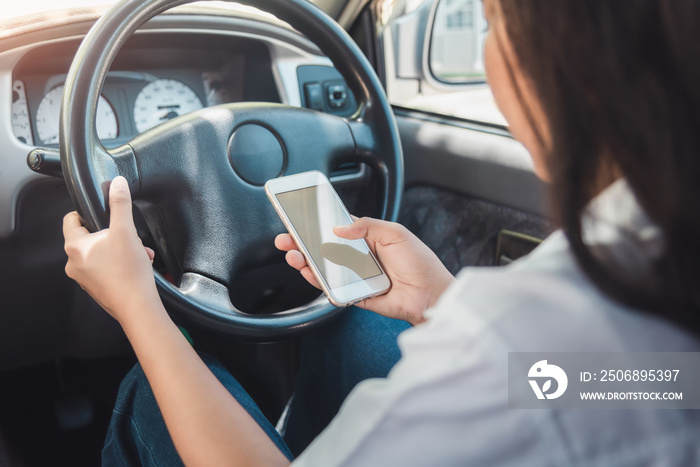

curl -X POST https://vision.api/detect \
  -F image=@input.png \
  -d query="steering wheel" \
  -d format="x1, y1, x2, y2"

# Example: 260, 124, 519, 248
60, 0, 403, 340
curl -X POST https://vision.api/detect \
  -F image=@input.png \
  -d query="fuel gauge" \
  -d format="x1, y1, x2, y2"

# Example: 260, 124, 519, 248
11, 80, 33, 145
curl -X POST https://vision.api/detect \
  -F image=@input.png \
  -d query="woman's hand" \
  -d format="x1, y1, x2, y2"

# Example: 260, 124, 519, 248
275, 217, 454, 325
63, 176, 161, 326
64, 177, 291, 467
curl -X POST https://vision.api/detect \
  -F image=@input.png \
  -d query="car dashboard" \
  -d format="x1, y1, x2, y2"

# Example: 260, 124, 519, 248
12, 33, 282, 147
0, 5, 370, 370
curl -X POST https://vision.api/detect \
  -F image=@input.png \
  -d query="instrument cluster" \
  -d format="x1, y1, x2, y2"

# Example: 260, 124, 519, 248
10, 33, 281, 148
12, 71, 219, 147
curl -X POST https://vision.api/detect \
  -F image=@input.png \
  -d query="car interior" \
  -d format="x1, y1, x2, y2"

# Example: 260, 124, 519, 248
0, 0, 551, 465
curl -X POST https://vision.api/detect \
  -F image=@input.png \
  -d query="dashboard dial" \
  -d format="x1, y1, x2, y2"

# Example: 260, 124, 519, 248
35, 85, 118, 145
133, 79, 204, 133
11, 80, 33, 145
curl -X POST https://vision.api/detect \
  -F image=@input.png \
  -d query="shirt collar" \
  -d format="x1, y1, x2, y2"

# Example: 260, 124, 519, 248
582, 178, 664, 274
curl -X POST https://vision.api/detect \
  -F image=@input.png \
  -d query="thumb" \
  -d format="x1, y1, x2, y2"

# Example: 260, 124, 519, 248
334, 217, 405, 246
333, 217, 368, 240
333, 217, 384, 242
108, 176, 134, 231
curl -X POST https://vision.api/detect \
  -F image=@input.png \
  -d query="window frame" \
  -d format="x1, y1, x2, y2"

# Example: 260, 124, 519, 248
371, 0, 507, 130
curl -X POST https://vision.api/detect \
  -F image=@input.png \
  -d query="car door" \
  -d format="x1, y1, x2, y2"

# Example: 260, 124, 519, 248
349, 0, 551, 274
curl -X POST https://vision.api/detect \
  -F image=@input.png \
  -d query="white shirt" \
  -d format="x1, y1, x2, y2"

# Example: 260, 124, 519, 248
292, 180, 700, 466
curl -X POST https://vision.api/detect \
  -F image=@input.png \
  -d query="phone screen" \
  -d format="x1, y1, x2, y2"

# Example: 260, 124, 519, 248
276, 183, 382, 289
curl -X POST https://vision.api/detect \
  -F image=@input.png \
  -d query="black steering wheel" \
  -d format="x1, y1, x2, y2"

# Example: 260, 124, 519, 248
60, 0, 403, 340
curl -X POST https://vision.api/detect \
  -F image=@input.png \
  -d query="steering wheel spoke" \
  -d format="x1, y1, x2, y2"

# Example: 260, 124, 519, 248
163, 272, 333, 339
346, 118, 403, 220
107, 144, 140, 191
178, 273, 239, 317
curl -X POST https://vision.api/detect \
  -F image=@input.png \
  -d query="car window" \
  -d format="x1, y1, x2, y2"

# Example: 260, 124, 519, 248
375, 0, 506, 127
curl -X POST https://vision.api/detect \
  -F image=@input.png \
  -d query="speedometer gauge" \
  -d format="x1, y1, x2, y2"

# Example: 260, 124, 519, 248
35, 86, 118, 145
133, 79, 204, 133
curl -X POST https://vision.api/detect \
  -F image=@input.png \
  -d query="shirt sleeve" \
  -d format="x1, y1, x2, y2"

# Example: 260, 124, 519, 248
291, 271, 568, 466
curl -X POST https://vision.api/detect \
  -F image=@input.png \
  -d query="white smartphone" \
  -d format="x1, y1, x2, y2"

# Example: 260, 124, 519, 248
265, 171, 391, 307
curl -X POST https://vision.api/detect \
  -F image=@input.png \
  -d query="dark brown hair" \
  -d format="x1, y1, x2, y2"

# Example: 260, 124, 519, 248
496, 0, 700, 332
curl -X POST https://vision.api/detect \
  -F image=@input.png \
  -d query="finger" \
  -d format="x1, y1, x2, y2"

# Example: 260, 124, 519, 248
299, 266, 321, 289
108, 176, 135, 232
333, 217, 372, 240
63, 211, 89, 242
285, 250, 308, 271
144, 247, 156, 262
333, 217, 405, 246
283, 250, 320, 288
274, 233, 298, 252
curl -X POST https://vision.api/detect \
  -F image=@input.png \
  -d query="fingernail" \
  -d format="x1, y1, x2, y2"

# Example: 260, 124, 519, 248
112, 176, 127, 192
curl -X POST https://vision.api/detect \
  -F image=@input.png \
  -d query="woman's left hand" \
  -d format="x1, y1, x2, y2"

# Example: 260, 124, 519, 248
63, 176, 161, 326
64, 177, 291, 467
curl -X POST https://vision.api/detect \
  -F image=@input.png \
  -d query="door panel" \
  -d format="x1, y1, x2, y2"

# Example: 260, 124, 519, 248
399, 186, 550, 274
395, 111, 552, 271
397, 112, 547, 216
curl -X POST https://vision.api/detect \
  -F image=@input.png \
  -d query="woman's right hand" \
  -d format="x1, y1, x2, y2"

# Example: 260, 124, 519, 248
275, 217, 454, 325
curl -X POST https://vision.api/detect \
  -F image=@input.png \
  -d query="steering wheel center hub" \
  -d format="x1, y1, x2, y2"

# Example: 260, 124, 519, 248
228, 123, 285, 185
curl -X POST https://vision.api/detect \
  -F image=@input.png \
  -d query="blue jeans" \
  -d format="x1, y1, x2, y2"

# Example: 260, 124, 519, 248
101, 308, 410, 466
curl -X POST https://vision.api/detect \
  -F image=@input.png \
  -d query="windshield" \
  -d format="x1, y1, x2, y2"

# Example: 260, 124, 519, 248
6, 0, 115, 21
5, 0, 334, 23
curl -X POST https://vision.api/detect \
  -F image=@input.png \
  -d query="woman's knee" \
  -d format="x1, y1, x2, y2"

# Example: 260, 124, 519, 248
302, 307, 410, 375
